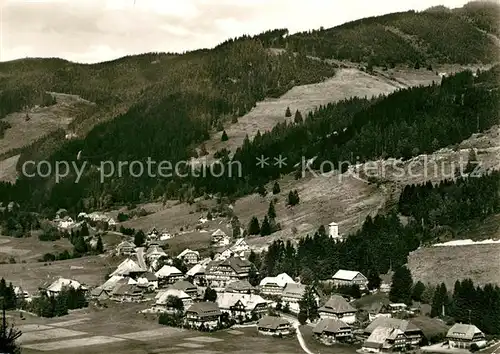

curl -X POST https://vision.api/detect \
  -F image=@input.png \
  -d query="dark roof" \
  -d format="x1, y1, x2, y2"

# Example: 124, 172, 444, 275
112, 284, 142, 296
186, 302, 221, 317
282, 283, 308, 299
170, 280, 197, 292
446, 323, 484, 340
140, 271, 158, 281
225, 280, 255, 292
206, 256, 252, 274
319, 295, 356, 314
365, 317, 422, 334
313, 318, 351, 334
257, 316, 290, 330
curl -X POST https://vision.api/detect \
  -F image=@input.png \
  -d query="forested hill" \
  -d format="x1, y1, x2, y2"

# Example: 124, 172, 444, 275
263, 1, 500, 65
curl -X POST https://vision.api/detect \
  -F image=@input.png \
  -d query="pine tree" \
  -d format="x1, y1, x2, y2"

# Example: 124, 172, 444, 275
287, 190, 299, 206
431, 283, 449, 318
80, 222, 89, 236
231, 216, 241, 238
285, 106, 292, 117
389, 266, 413, 305
294, 109, 303, 124
267, 201, 276, 219
248, 216, 260, 235
248, 265, 260, 286
134, 230, 146, 247
203, 287, 217, 302
221, 130, 228, 141
367, 269, 382, 290
272, 181, 281, 194
54, 291, 68, 317
260, 216, 272, 236
412, 281, 426, 302
257, 185, 266, 197
298, 285, 318, 323
96, 235, 104, 254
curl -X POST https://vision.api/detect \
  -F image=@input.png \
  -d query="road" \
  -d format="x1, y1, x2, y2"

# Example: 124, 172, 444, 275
136, 247, 147, 270
281, 314, 316, 354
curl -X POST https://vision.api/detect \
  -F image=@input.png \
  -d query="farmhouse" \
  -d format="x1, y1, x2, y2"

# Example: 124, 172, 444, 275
211, 229, 230, 246
313, 318, 353, 344
259, 273, 296, 296
446, 323, 486, 349
318, 295, 357, 324
186, 263, 206, 286
90, 286, 110, 301
281, 283, 318, 314
332, 270, 368, 289
364, 317, 424, 347
362, 326, 408, 353
379, 271, 393, 293
155, 289, 193, 312
145, 245, 168, 263
185, 302, 222, 330
367, 302, 392, 322
115, 241, 136, 256
110, 283, 143, 302
225, 280, 256, 294
205, 256, 253, 289
110, 258, 145, 277
136, 271, 158, 290
155, 265, 184, 285
177, 249, 200, 265
44, 277, 86, 297
257, 316, 292, 336
216, 292, 269, 322
169, 280, 198, 299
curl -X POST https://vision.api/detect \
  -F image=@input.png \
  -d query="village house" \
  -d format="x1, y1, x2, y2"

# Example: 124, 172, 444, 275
318, 295, 357, 324
379, 271, 393, 293
226, 238, 250, 258
446, 323, 487, 349
169, 280, 198, 299
185, 302, 222, 330
332, 270, 369, 290
13, 286, 30, 302
145, 245, 168, 263
116, 241, 136, 256
364, 318, 424, 347
362, 326, 408, 353
44, 277, 87, 297
110, 258, 145, 277
90, 286, 110, 301
259, 273, 296, 296
177, 249, 200, 265
257, 316, 292, 336
186, 263, 207, 286
211, 229, 231, 247
224, 280, 256, 294
136, 271, 158, 290
110, 283, 143, 302
154, 288, 193, 312
281, 283, 319, 314
313, 318, 353, 345
155, 265, 184, 286
216, 292, 269, 322
205, 256, 253, 289
367, 302, 392, 322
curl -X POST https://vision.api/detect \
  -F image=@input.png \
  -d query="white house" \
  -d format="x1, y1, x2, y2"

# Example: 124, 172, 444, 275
281, 283, 319, 314
136, 271, 159, 290
177, 249, 200, 265
259, 273, 296, 296
328, 221, 341, 240
155, 289, 193, 312
211, 229, 230, 246
318, 295, 357, 324
45, 278, 86, 296
446, 323, 487, 349
110, 258, 145, 277
332, 270, 368, 290
230, 238, 250, 255
155, 265, 184, 285
216, 292, 269, 322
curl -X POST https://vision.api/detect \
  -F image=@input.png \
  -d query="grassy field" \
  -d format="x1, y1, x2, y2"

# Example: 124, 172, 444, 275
0, 255, 120, 294
0, 235, 74, 264
12, 303, 303, 354
408, 242, 500, 290
0, 153, 20, 183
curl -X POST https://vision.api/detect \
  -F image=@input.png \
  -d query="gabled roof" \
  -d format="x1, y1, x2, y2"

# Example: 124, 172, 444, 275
365, 317, 421, 334
170, 280, 197, 293
260, 273, 296, 288
211, 229, 227, 237
446, 323, 484, 340
216, 292, 268, 311
186, 263, 206, 277
313, 318, 351, 334
364, 327, 405, 348
319, 295, 356, 314
117, 241, 135, 249
155, 265, 183, 278
186, 302, 221, 316
332, 270, 366, 281
156, 289, 191, 305
110, 258, 145, 277
225, 280, 255, 293
206, 256, 252, 275
47, 278, 84, 292
282, 283, 308, 299
257, 316, 290, 330
111, 283, 142, 296
138, 271, 158, 281
177, 248, 200, 259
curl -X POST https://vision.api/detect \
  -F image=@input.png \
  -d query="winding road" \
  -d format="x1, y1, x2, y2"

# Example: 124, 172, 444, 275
281, 314, 316, 354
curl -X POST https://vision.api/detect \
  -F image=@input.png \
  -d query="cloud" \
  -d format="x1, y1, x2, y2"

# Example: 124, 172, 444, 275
0, 0, 472, 63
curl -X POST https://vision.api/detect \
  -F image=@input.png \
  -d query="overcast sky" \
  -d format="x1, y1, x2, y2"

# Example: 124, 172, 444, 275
0, 0, 474, 64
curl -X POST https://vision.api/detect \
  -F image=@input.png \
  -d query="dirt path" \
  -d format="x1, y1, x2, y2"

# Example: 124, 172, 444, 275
281, 314, 316, 354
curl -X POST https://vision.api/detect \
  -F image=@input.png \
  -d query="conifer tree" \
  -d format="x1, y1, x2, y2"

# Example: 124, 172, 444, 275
221, 130, 229, 141
294, 109, 303, 124
260, 216, 271, 236
298, 285, 318, 323
285, 106, 292, 117
389, 266, 413, 305
367, 269, 382, 290
248, 216, 260, 235
96, 235, 104, 254
272, 181, 281, 194
267, 201, 276, 219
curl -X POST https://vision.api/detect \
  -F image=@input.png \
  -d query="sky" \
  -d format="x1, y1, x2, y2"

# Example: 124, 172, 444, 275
0, 0, 475, 64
